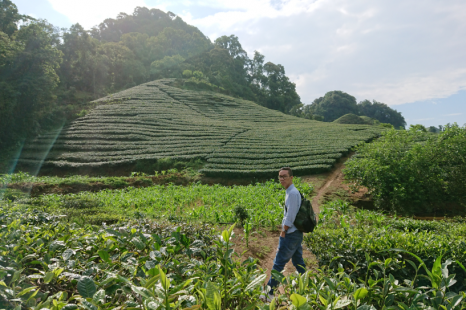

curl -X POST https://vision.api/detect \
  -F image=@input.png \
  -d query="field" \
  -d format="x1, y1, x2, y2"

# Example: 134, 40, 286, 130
17, 79, 382, 177
2, 176, 466, 309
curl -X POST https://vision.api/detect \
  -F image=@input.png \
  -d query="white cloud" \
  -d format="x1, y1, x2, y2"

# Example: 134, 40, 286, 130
47, 0, 148, 29
444, 113, 463, 116
184, 0, 466, 106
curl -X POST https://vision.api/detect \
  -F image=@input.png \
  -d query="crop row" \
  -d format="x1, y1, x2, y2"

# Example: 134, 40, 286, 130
200, 164, 333, 178
204, 158, 336, 170
20, 145, 218, 160
18, 153, 204, 167
207, 153, 342, 164
23, 141, 223, 153
207, 149, 348, 160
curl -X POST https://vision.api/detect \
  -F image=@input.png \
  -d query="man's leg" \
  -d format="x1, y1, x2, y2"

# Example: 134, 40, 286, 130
267, 231, 304, 294
291, 238, 306, 274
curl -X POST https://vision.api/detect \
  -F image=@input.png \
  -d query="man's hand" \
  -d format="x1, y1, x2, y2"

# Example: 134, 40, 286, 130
280, 225, 290, 238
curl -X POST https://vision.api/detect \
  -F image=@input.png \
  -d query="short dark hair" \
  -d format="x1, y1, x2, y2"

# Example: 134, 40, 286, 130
279, 167, 293, 177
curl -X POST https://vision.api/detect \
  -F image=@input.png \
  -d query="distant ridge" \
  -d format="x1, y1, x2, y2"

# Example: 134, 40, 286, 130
18, 79, 383, 177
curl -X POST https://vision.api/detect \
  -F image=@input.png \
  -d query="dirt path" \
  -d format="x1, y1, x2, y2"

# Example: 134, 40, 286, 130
311, 154, 351, 217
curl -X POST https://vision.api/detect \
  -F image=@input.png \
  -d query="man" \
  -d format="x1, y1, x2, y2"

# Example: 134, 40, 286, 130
265, 167, 306, 298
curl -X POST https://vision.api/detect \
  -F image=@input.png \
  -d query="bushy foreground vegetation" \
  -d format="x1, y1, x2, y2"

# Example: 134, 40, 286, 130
3, 198, 466, 309
17, 79, 382, 177
308, 200, 466, 291
344, 124, 466, 214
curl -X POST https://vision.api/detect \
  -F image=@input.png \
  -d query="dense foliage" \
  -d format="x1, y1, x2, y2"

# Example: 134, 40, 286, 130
306, 200, 466, 293
15, 79, 383, 176
344, 124, 466, 214
300, 93, 406, 128
3, 196, 466, 309
0, 0, 63, 147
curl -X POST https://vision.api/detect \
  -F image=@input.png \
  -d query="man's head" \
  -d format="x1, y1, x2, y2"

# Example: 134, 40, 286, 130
278, 167, 293, 189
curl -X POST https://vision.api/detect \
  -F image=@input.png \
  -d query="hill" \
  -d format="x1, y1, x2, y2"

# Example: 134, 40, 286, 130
333, 113, 370, 124
17, 79, 383, 177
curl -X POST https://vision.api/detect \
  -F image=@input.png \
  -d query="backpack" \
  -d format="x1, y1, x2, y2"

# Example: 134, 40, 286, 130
285, 192, 317, 233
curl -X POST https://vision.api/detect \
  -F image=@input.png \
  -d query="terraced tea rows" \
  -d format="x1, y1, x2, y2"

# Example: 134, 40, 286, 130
18, 79, 383, 176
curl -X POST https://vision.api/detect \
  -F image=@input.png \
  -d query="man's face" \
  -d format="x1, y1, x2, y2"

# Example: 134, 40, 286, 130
278, 170, 293, 188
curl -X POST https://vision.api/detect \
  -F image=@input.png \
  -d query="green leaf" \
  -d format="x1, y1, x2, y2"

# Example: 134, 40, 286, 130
131, 285, 154, 299
93, 289, 106, 304
62, 304, 79, 310
206, 282, 221, 310
62, 249, 75, 261
17, 286, 36, 297
357, 306, 376, 310
131, 237, 146, 250
159, 267, 170, 291
81, 300, 97, 310
291, 293, 307, 307
98, 250, 111, 263
245, 274, 267, 292
44, 272, 54, 284
145, 274, 160, 289
78, 276, 97, 298
353, 287, 368, 301
334, 298, 351, 309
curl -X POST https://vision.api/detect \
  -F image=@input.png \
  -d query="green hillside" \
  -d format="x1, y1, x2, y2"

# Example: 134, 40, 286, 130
333, 113, 370, 124
18, 79, 383, 177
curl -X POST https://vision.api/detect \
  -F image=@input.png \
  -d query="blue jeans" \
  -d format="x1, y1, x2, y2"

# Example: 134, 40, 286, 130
267, 230, 306, 294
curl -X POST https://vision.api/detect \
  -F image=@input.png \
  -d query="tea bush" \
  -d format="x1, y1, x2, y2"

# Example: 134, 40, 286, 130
17, 79, 382, 177
306, 206, 466, 292
344, 124, 466, 214
3, 203, 466, 309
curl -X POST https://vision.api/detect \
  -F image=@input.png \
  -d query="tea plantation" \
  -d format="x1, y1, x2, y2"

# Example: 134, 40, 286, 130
18, 79, 382, 177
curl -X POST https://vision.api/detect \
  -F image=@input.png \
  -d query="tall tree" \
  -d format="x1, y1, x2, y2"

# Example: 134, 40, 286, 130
0, 0, 27, 35
358, 100, 406, 129
0, 18, 63, 146
306, 91, 358, 122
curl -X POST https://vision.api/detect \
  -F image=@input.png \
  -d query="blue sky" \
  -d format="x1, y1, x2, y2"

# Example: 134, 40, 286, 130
14, 0, 466, 127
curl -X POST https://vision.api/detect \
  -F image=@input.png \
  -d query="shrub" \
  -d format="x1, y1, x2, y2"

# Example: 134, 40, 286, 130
344, 124, 466, 214
233, 205, 248, 226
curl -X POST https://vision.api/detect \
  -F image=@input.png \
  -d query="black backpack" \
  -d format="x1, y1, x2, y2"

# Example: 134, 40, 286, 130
285, 192, 317, 233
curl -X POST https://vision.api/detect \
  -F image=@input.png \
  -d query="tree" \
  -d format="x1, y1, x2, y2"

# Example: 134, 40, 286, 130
262, 62, 301, 112
59, 24, 101, 94
358, 100, 406, 129
150, 54, 185, 78
98, 42, 146, 90
0, 0, 28, 36
0, 19, 63, 146
428, 126, 439, 133
409, 124, 427, 132
306, 91, 358, 122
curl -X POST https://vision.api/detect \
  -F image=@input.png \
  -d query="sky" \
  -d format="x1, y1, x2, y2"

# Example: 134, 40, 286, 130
14, 0, 466, 128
